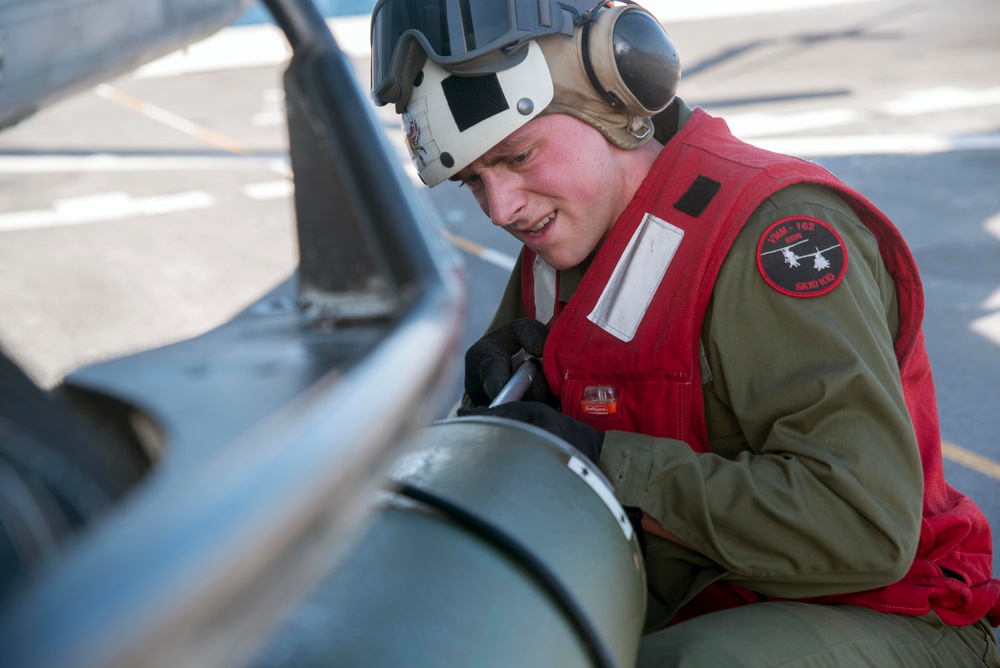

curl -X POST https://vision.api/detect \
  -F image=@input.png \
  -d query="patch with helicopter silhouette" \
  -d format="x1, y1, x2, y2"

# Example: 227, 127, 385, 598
756, 216, 848, 298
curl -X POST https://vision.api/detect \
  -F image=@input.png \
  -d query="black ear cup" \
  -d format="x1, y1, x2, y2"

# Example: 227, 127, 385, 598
580, 4, 681, 117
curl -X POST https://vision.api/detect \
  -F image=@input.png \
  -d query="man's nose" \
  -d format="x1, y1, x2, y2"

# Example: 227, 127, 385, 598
482, 172, 525, 229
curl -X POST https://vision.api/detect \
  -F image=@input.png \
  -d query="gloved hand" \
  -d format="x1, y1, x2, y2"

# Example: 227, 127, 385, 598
624, 506, 647, 556
457, 401, 604, 465
464, 318, 553, 407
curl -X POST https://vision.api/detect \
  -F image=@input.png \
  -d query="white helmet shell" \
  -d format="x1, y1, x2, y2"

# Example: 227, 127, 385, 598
401, 40, 554, 187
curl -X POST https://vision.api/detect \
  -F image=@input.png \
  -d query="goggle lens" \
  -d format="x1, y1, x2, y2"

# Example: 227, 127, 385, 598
371, 0, 583, 105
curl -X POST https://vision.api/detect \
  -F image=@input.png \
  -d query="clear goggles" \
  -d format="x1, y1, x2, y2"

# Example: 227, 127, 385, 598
371, 0, 602, 107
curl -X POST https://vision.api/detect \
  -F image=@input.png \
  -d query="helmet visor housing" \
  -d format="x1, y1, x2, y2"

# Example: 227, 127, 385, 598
401, 39, 554, 187
371, 0, 585, 107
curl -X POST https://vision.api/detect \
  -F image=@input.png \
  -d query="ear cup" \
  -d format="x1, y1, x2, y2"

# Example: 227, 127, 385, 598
580, 4, 681, 117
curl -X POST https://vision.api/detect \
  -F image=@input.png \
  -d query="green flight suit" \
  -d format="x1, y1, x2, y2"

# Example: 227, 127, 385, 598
476, 103, 1000, 665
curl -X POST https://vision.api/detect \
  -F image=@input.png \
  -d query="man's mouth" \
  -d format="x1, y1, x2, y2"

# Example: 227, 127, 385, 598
527, 212, 555, 237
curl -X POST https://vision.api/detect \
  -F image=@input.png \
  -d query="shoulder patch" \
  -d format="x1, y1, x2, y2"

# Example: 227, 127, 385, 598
756, 216, 848, 298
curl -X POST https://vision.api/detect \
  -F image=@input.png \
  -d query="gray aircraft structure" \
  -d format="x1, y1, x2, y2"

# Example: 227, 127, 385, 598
0, 1, 645, 667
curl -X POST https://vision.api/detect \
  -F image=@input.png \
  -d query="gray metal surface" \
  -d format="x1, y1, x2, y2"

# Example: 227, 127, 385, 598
0, 0, 253, 130
248, 417, 647, 668
0, 0, 466, 666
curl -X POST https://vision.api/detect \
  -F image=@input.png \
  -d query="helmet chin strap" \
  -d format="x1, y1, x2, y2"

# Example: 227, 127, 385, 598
627, 116, 652, 140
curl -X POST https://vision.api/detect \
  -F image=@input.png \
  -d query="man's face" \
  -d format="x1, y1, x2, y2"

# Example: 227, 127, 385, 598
453, 114, 639, 270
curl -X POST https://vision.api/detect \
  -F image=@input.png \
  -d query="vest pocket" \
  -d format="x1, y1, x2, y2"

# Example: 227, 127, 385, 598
561, 372, 696, 442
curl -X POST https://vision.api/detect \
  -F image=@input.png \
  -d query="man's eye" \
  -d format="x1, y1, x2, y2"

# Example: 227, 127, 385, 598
511, 152, 528, 164
462, 174, 481, 187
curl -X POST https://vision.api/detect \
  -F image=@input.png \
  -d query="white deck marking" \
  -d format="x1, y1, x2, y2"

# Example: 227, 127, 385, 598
641, 0, 882, 23
749, 133, 1000, 156
243, 180, 293, 200
971, 312, 1000, 349
725, 109, 862, 138
0, 154, 288, 173
880, 86, 1000, 116
0, 191, 214, 232
130, 2, 886, 79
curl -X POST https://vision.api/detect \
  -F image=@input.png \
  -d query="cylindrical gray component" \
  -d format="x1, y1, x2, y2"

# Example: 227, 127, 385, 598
250, 417, 646, 668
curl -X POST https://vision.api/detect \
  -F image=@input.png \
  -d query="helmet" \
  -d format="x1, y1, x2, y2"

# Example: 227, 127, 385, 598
371, 1, 682, 187
400, 39, 555, 187
371, 0, 583, 110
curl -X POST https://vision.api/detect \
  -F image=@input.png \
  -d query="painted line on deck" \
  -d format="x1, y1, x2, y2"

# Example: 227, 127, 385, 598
971, 312, 1000, 348
880, 87, 1000, 116
133, 1, 885, 78
641, 0, 883, 22
0, 191, 214, 232
0, 154, 288, 173
942, 441, 1000, 482
243, 180, 293, 200
749, 133, 1000, 157
724, 87, 1000, 141
95, 84, 251, 155
439, 229, 517, 272
724, 108, 863, 138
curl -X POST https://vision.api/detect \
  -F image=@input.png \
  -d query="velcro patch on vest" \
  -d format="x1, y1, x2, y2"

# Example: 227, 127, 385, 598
673, 175, 721, 218
757, 216, 847, 297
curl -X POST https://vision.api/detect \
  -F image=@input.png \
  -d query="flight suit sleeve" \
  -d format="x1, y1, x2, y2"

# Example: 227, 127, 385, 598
598, 184, 924, 598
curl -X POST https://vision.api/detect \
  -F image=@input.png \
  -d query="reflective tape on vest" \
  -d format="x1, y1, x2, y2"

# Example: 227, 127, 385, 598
588, 213, 684, 342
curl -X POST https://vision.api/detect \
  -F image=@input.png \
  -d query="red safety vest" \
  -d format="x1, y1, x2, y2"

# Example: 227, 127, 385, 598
521, 108, 1000, 627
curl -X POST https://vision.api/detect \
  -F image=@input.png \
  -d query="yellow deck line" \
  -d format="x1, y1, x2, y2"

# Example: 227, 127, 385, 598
942, 441, 1000, 482
439, 228, 484, 255
95, 84, 250, 155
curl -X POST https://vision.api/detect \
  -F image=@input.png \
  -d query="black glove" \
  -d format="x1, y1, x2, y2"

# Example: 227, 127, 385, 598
464, 319, 553, 407
458, 401, 604, 465
624, 506, 647, 556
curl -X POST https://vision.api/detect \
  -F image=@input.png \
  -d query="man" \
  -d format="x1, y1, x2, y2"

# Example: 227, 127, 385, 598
371, 1, 1000, 664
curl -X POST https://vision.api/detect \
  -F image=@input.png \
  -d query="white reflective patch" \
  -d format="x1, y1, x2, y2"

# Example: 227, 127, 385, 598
588, 213, 684, 342
533, 255, 557, 325
567, 456, 633, 541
